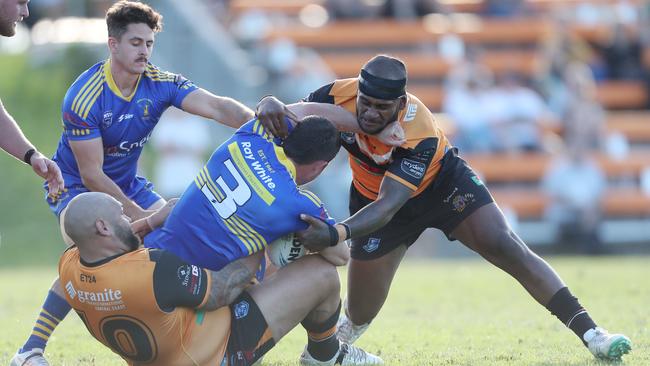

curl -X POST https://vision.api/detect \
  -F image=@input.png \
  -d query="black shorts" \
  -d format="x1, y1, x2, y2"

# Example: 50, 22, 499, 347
349, 148, 494, 260
224, 291, 275, 366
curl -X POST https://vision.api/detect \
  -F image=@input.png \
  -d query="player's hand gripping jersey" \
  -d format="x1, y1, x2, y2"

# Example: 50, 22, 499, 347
49, 61, 197, 212
59, 247, 230, 365
305, 79, 451, 199
145, 119, 334, 271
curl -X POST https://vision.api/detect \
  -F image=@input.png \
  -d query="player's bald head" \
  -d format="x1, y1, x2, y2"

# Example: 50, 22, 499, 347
362, 55, 407, 81
63, 192, 123, 246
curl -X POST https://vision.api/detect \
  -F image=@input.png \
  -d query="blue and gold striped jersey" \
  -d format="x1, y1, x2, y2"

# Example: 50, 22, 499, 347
144, 119, 335, 271
52, 60, 198, 188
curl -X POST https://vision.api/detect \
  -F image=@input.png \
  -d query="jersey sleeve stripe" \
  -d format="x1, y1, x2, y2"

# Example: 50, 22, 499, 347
196, 269, 212, 308
232, 215, 267, 249
228, 216, 264, 252
71, 66, 103, 113
203, 167, 225, 200
299, 190, 322, 207
223, 218, 254, 255
80, 84, 104, 119
72, 74, 104, 117
384, 172, 418, 191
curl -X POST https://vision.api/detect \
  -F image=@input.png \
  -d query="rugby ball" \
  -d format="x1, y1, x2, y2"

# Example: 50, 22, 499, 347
267, 233, 306, 267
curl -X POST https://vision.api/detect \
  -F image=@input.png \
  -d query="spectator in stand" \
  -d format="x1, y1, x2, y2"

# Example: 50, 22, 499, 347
562, 62, 607, 151
597, 23, 643, 80
325, 0, 380, 19
443, 55, 495, 152
542, 139, 606, 253
538, 11, 597, 118
380, 0, 449, 19
482, 0, 530, 18
483, 72, 549, 152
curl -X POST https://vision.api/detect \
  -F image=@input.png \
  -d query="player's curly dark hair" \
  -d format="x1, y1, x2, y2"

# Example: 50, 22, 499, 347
106, 1, 163, 39
283, 116, 340, 165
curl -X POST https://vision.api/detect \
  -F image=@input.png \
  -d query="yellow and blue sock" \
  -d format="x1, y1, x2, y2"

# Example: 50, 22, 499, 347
20, 290, 71, 352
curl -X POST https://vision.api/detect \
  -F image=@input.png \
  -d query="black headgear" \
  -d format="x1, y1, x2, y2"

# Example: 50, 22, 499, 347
358, 69, 406, 100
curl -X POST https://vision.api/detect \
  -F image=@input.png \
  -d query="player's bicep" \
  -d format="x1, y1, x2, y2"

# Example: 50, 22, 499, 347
297, 189, 335, 226
69, 138, 104, 175
286, 103, 357, 131
179, 88, 212, 117
151, 250, 209, 311
376, 175, 414, 214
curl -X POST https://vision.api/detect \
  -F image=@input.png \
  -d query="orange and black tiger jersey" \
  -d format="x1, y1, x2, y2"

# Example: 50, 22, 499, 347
304, 78, 451, 200
59, 247, 231, 366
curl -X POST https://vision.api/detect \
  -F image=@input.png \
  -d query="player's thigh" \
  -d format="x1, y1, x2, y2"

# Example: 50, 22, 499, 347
346, 245, 407, 319
225, 291, 275, 366
247, 255, 339, 341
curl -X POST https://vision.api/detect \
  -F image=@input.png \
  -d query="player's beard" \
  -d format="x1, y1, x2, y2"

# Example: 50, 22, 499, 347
116, 221, 141, 252
0, 15, 16, 37
358, 108, 400, 135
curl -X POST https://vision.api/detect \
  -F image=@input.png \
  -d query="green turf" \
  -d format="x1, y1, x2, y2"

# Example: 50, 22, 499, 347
0, 257, 647, 365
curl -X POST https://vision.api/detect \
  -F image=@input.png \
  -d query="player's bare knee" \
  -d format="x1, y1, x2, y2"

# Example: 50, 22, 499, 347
483, 228, 528, 264
318, 257, 341, 296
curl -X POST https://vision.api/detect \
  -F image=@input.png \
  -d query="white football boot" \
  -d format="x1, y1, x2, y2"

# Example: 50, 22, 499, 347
299, 342, 384, 365
584, 327, 632, 361
9, 349, 50, 366
336, 312, 370, 345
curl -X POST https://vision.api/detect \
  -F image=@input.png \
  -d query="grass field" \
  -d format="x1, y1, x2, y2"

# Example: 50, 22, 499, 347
0, 257, 647, 365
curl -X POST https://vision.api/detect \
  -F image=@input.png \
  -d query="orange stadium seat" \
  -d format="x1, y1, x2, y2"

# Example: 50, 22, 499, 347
230, 0, 323, 16
596, 81, 648, 110
320, 50, 540, 79
491, 187, 650, 219
607, 112, 650, 142
407, 81, 647, 110
267, 19, 630, 47
464, 151, 650, 184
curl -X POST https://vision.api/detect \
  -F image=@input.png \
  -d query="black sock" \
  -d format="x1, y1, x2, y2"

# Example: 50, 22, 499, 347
302, 300, 342, 361
546, 287, 597, 346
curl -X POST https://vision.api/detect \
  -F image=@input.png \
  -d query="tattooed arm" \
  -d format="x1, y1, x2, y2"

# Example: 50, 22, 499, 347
199, 251, 264, 311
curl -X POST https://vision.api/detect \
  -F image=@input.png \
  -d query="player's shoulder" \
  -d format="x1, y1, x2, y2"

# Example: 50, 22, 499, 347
296, 188, 324, 208
400, 93, 438, 141
330, 78, 358, 98
63, 61, 106, 108
143, 62, 176, 83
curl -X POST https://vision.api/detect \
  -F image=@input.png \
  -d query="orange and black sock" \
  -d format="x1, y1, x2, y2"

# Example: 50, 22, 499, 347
302, 300, 342, 361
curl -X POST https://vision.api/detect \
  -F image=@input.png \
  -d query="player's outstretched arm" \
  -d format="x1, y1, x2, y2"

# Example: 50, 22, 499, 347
200, 251, 264, 311
181, 88, 254, 128
132, 198, 179, 241
257, 96, 405, 145
0, 99, 64, 195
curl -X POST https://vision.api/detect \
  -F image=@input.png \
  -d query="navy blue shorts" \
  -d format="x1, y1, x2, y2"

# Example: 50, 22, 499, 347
349, 148, 494, 260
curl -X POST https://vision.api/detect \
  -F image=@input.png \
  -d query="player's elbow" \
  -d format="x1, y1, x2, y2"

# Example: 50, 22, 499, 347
79, 168, 103, 188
